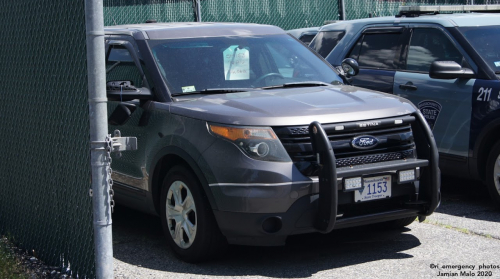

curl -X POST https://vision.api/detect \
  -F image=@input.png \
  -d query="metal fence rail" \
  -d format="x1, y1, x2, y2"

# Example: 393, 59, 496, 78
0, 1, 95, 278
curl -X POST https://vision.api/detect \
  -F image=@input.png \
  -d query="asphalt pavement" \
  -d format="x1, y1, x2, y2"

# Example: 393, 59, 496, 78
112, 176, 500, 279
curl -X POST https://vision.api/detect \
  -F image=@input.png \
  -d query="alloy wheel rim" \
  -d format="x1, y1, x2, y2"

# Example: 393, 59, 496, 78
166, 180, 197, 249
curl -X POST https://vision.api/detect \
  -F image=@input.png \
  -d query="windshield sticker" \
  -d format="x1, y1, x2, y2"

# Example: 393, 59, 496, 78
494, 61, 500, 67
223, 45, 250, 80
182, 85, 196, 93
418, 100, 442, 130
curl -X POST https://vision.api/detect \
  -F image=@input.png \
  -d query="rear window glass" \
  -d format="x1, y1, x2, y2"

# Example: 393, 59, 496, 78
309, 31, 345, 58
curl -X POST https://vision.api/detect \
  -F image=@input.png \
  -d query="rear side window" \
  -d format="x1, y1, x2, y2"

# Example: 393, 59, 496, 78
406, 28, 465, 72
298, 34, 317, 45
348, 33, 402, 69
309, 31, 345, 58
106, 46, 143, 87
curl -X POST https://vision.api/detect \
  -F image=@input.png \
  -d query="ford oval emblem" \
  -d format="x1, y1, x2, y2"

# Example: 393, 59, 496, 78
352, 135, 379, 149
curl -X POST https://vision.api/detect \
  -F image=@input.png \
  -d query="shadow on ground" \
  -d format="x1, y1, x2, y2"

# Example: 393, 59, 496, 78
112, 205, 420, 278
436, 175, 499, 221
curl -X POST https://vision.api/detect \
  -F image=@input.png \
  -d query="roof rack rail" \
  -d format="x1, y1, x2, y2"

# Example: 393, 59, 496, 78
397, 4, 500, 17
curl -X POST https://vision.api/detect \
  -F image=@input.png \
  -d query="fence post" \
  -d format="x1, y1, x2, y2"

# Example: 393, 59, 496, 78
338, 0, 346, 20
193, 0, 202, 22
85, 0, 114, 278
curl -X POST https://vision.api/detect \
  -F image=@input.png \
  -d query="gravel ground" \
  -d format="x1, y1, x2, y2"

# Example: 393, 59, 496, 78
8, 176, 500, 278
111, 176, 500, 279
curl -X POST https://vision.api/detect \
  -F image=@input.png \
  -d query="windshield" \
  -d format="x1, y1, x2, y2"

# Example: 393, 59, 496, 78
148, 34, 342, 95
459, 26, 500, 74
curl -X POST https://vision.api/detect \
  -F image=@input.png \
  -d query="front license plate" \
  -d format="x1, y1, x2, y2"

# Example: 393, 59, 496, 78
354, 175, 392, 202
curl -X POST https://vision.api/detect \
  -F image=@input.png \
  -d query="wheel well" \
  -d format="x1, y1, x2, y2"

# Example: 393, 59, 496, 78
151, 154, 191, 215
477, 129, 500, 181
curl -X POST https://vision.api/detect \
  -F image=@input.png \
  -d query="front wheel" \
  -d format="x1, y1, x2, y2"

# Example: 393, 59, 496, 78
486, 142, 500, 205
160, 166, 227, 262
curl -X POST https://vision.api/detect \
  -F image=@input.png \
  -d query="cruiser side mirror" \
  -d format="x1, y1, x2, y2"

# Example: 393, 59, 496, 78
341, 58, 359, 77
337, 58, 359, 85
429, 61, 475, 79
106, 81, 152, 101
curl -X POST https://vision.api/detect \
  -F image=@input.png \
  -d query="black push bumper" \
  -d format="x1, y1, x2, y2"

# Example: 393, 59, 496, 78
308, 111, 441, 233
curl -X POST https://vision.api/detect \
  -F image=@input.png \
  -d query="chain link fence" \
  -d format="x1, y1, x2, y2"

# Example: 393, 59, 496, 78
104, 0, 195, 25
104, 0, 339, 29
343, 0, 500, 20
0, 1, 94, 278
104, 0, 500, 30
200, 0, 338, 30
344, 0, 466, 19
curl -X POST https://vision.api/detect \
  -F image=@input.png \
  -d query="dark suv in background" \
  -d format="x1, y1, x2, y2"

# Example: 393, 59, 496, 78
310, 5, 500, 204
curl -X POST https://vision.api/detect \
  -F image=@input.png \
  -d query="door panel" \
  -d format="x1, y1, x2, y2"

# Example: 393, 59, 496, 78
351, 69, 395, 93
394, 27, 475, 157
394, 71, 473, 157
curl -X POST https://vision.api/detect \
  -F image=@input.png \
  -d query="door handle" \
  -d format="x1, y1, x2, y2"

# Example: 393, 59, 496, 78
399, 82, 418, 91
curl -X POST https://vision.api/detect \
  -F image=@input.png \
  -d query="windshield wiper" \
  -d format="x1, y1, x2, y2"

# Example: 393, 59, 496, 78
171, 88, 257, 96
261, 81, 331, 90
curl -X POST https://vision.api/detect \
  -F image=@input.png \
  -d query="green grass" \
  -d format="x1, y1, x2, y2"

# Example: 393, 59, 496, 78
0, 238, 27, 279
422, 219, 499, 240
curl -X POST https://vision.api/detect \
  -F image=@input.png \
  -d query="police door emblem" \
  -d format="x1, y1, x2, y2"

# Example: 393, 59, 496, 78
418, 100, 442, 130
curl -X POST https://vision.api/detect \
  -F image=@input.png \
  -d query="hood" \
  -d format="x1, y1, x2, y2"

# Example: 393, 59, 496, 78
167, 85, 417, 126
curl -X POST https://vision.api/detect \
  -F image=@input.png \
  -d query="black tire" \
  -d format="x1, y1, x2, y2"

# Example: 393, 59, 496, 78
383, 216, 416, 229
486, 142, 500, 205
160, 166, 227, 263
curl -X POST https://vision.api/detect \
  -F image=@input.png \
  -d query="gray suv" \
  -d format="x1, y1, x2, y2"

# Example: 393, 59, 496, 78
104, 22, 440, 262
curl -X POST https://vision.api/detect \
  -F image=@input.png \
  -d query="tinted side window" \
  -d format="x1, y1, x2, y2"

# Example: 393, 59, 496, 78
106, 46, 143, 87
298, 34, 316, 45
406, 28, 464, 72
349, 33, 401, 69
309, 31, 345, 57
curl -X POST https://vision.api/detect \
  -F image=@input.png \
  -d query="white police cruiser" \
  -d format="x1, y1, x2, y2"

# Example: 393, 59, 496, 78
309, 5, 500, 204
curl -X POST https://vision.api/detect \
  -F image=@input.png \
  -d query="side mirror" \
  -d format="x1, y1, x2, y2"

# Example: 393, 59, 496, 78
106, 81, 152, 101
336, 58, 359, 85
341, 58, 359, 77
429, 61, 475, 79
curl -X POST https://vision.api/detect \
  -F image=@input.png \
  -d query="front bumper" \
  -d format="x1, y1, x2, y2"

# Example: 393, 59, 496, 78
210, 111, 440, 246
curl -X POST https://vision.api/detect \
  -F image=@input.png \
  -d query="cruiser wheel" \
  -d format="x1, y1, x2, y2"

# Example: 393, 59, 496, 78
160, 166, 227, 262
165, 180, 197, 249
486, 142, 500, 205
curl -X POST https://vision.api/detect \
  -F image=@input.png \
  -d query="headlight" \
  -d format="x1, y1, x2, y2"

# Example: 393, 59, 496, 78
208, 124, 291, 162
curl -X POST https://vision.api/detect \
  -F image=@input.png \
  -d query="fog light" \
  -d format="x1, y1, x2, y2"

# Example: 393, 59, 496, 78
398, 169, 416, 183
343, 177, 363, 191
249, 142, 270, 157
